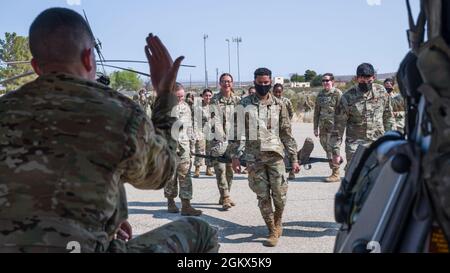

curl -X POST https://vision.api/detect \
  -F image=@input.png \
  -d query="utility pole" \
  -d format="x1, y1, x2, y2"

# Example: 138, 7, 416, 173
216, 68, 219, 89
233, 37, 242, 87
203, 34, 209, 88
225, 38, 231, 73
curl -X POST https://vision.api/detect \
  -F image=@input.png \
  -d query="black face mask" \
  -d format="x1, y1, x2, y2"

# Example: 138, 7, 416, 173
385, 87, 394, 94
254, 83, 272, 96
358, 82, 373, 93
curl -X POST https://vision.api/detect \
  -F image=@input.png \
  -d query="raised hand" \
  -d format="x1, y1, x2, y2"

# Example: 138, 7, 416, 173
145, 33, 184, 96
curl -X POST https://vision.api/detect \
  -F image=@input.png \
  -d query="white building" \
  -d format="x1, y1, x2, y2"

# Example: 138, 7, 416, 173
290, 82, 310, 88
274, 77, 284, 85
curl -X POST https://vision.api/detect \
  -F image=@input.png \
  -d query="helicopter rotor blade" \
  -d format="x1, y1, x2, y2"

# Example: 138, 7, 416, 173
0, 71, 35, 85
100, 60, 196, 68
101, 64, 151, 77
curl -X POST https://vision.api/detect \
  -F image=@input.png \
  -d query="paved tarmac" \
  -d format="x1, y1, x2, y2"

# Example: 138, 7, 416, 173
126, 122, 345, 253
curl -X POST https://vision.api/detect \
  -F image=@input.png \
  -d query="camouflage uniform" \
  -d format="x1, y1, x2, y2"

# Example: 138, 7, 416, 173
233, 93, 298, 245
279, 96, 294, 120
314, 88, 343, 167
164, 101, 193, 200
330, 83, 394, 170
0, 73, 218, 253
193, 102, 212, 168
210, 91, 241, 207
390, 93, 406, 133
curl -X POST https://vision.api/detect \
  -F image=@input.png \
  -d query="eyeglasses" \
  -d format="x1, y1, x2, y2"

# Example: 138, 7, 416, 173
221, 80, 232, 84
322, 79, 332, 83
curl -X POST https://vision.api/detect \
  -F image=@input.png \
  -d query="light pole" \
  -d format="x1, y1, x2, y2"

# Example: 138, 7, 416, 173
203, 34, 209, 88
233, 37, 242, 87
225, 38, 231, 74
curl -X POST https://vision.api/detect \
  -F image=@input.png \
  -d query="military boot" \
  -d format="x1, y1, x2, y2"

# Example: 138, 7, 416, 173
288, 171, 295, 180
193, 166, 201, 178
262, 217, 278, 247
167, 198, 179, 213
219, 190, 235, 210
274, 209, 284, 238
181, 199, 202, 216
205, 167, 214, 176
325, 168, 341, 182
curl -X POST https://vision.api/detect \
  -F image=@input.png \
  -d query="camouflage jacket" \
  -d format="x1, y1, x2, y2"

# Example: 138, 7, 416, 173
391, 93, 406, 132
330, 83, 394, 155
209, 91, 241, 156
232, 93, 298, 164
192, 101, 212, 141
172, 101, 193, 161
0, 73, 177, 252
314, 88, 342, 131
279, 96, 294, 120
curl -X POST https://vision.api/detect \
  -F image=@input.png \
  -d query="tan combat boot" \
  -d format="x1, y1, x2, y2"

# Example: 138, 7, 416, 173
205, 167, 214, 176
263, 218, 278, 247
181, 198, 202, 216
274, 209, 283, 238
325, 168, 341, 182
288, 171, 295, 181
167, 198, 179, 213
193, 166, 201, 178
219, 190, 235, 210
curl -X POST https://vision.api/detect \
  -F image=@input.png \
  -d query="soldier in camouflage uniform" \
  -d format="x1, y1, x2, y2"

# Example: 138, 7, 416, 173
232, 68, 300, 247
384, 78, 406, 133
330, 63, 394, 171
193, 89, 214, 177
272, 83, 296, 181
164, 83, 202, 216
313, 73, 343, 182
210, 73, 241, 210
0, 8, 218, 253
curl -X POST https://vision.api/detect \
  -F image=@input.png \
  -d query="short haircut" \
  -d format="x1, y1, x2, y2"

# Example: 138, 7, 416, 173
254, 67, 272, 79
248, 86, 256, 91
219, 73, 233, 82
356, 63, 375, 77
29, 8, 95, 65
322, 73, 335, 81
384, 78, 394, 84
273, 83, 284, 90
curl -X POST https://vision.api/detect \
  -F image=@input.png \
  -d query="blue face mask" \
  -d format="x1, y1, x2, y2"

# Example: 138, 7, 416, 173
254, 83, 272, 96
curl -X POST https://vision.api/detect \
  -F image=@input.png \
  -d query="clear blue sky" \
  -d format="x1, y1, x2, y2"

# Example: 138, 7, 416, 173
0, 0, 420, 82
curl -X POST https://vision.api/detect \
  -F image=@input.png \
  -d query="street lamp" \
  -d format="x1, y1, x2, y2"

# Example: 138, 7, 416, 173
203, 34, 209, 88
233, 37, 242, 87
225, 38, 231, 74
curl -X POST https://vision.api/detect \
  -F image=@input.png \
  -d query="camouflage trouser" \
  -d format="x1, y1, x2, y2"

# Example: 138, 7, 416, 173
247, 157, 288, 221
108, 217, 219, 253
214, 161, 233, 196
345, 138, 371, 171
164, 160, 193, 200
319, 127, 338, 170
194, 140, 212, 167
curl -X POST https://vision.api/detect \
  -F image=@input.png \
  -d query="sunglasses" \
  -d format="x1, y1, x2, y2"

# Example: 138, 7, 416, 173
322, 79, 332, 83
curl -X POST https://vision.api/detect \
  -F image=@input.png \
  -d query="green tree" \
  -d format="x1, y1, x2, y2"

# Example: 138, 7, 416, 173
304, 69, 317, 82
290, 73, 305, 82
110, 70, 143, 91
311, 74, 323, 87
0, 32, 35, 92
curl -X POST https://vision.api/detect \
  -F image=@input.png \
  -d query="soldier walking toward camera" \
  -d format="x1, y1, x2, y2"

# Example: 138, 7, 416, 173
384, 78, 405, 134
330, 63, 394, 171
210, 73, 240, 210
193, 89, 215, 177
272, 83, 296, 180
232, 68, 300, 247
313, 73, 342, 182
165, 83, 202, 216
